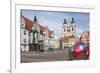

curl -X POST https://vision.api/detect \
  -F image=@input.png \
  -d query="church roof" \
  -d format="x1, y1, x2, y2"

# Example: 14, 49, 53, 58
22, 16, 34, 30
70, 18, 75, 24
39, 25, 45, 32
63, 19, 67, 24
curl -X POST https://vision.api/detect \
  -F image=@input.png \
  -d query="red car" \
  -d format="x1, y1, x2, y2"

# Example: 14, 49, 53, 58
68, 42, 90, 60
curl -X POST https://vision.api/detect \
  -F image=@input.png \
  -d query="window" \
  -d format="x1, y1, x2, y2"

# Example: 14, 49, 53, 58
72, 27, 74, 31
21, 23, 24, 28
64, 28, 66, 32
24, 39, 27, 43
24, 30, 26, 35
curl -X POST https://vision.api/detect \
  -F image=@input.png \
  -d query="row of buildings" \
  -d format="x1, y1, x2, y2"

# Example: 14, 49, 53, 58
20, 15, 60, 52
20, 14, 89, 52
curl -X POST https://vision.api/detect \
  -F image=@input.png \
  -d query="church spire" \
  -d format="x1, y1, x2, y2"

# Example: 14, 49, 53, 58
71, 18, 75, 24
63, 19, 67, 24
34, 16, 37, 22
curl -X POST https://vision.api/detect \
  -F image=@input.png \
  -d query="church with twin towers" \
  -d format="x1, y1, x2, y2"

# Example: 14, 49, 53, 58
61, 18, 77, 49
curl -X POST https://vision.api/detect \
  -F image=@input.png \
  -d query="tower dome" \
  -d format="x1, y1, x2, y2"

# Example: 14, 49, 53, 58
70, 18, 76, 25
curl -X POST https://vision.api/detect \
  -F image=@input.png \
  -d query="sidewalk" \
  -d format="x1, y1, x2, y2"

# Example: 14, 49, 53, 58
21, 49, 69, 63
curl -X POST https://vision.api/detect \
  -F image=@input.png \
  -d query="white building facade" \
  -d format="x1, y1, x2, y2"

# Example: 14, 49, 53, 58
20, 16, 29, 52
20, 15, 33, 52
20, 15, 55, 52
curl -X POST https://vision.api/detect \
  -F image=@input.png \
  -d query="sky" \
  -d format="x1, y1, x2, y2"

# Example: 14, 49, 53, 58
21, 10, 90, 38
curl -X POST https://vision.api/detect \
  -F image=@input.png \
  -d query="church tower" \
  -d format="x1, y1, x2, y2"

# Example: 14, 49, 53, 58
62, 19, 68, 37
70, 18, 76, 37
61, 18, 76, 49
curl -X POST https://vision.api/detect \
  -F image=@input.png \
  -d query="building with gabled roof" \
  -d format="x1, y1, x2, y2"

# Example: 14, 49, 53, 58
20, 15, 33, 52
21, 15, 55, 52
22, 16, 34, 30
80, 31, 89, 44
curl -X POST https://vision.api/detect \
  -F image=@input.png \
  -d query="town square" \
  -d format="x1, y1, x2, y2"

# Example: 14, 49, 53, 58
20, 10, 90, 63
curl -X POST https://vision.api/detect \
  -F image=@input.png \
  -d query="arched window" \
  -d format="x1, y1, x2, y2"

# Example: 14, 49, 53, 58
64, 28, 66, 32
72, 27, 74, 31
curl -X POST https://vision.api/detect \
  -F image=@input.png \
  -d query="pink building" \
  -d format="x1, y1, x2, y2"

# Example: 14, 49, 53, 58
80, 31, 89, 44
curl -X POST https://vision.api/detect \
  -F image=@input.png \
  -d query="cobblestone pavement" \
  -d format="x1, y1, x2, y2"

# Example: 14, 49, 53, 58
21, 49, 70, 63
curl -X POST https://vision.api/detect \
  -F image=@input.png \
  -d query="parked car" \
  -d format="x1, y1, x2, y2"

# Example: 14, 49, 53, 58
68, 42, 90, 60
48, 48, 54, 51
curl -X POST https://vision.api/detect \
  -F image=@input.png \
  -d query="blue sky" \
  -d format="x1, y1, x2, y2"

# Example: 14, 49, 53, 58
21, 10, 90, 38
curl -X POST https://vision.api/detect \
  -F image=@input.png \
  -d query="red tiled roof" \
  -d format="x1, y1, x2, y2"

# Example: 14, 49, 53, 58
22, 16, 34, 30
39, 25, 45, 33
22, 16, 54, 36
60, 36, 75, 39
80, 31, 89, 38
66, 36, 75, 38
